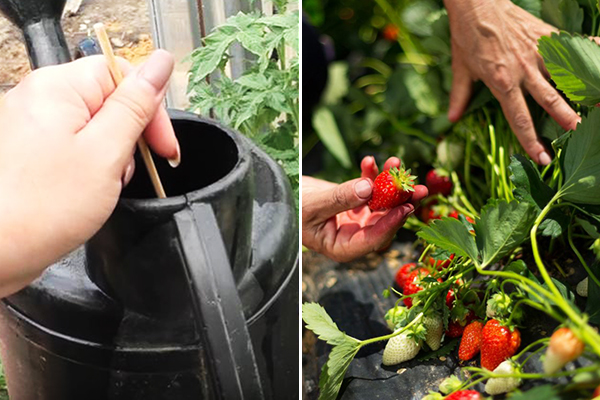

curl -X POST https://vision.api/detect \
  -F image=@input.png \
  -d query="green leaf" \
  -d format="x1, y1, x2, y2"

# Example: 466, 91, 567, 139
541, 0, 583, 32
576, 216, 600, 239
322, 62, 350, 105
416, 338, 459, 361
560, 107, 600, 204
417, 217, 479, 263
586, 261, 600, 324
538, 32, 600, 106
507, 385, 560, 400
475, 200, 537, 268
318, 341, 361, 400
312, 107, 353, 169
403, 68, 442, 117
302, 302, 355, 345
513, 0, 542, 17
506, 260, 540, 283
401, 0, 439, 37
509, 154, 567, 237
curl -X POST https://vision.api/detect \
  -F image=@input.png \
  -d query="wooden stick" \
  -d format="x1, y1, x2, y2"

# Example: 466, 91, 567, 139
93, 23, 167, 199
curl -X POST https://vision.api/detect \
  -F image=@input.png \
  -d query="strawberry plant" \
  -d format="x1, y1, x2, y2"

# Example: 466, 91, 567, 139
187, 1, 299, 208
303, 1, 600, 399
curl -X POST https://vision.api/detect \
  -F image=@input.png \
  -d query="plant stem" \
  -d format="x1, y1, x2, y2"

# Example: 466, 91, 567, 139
359, 312, 424, 346
568, 222, 600, 288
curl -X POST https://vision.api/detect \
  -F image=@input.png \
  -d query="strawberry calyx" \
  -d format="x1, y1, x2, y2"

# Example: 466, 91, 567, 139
389, 166, 416, 193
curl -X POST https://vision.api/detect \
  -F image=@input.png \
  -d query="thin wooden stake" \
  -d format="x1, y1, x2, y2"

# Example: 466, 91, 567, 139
93, 23, 167, 199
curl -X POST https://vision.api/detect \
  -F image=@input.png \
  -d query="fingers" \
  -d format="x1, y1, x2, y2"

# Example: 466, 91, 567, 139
304, 178, 373, 223
410, 185, 429, 206
360, 156, 379, 180
448, 57, 473, 122
525, 73, 580, 131
143, 107, 180, 164
383, 157, 401, 171
334, 203, 414, 261
495, 88, 551, 165
80, 50, 174, 167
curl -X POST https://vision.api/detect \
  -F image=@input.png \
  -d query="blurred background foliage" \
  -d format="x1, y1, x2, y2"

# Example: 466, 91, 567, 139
302, 0, 599, 185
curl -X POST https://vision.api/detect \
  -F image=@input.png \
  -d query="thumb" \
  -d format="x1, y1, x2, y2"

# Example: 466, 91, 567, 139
80, 50, 174, 164
309, 178, 373, 222
448, 59, 473, 123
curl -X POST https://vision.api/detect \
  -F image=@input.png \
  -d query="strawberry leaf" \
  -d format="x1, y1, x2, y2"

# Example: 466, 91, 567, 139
475, 200, 537, 268
509, 154, 568, 238
538, 32, 600, 106
318, 341, 361, 400
507, 385, 560, 400
541, 0, 583, 33
417, 217, 479, 264
302, 302, 358, 346
415, 338, 458, 361
560, 107, 600, 204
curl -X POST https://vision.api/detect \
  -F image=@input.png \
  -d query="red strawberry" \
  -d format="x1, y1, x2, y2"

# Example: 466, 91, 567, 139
382, 24, 400, 41
429, 253, 455, 270
426, 169, 452, 196
593, 386, 600, 398
395, 262, 417, 289
481, 319, 521, 371
368, 166, 416, 211
459, 321, 484, 361
446, 311, 476, 338
446, 390, 482, 400
421, 205, 441, 223
449, 210, 459, 219
402, 268, 431, 308
446, 289, 455, 309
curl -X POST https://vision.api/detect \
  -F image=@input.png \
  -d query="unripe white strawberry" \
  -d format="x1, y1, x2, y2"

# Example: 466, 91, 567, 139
485, 360, 521, 395
577, 277, 588, 297
423, 313, 443, 351
382, 332, 421, 365
543, 327, 585, 374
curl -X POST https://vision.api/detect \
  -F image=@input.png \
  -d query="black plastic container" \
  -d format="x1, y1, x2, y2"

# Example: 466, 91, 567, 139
0, 111, 299, 399
0, 0, 71, 67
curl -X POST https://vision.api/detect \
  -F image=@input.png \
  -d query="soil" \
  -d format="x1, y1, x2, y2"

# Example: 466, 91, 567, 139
0, 0, 154, 95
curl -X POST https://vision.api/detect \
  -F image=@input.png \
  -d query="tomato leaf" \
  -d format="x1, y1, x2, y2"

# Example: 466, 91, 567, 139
538, 32, 600, 106
475, 200, 537, 268
417, 217, 479, 264
560, 107, 600, 204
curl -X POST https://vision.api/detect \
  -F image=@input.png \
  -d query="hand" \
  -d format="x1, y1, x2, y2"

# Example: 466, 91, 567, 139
0, 50, 178, 296
444, 0, 580, 165
302, 156, 428, 262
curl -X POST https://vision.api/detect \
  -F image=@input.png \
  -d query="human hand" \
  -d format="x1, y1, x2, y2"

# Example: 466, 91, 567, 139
302, 156, 428, 262
444, 0, 580, 165
0, 50, 178, 296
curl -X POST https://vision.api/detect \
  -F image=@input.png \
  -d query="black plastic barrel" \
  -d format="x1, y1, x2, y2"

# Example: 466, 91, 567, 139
0, 111, 299, 399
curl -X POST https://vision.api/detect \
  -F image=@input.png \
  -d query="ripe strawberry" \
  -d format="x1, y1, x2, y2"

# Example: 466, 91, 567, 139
426, 169, 452, 196
446, 310, 476, 338
481, 319, 521, 371
382, 332, 421, 365
485, 360, 521, 395
368, 166, 416, 211
593, 386, 600, 398
543, 327, 585, 374
395, 262, 417, 289
458, 321, 484, 361
382, 24, 400, 41
429, 253, 455, 270
449, 210, 459, 219
445, 390, 482, 400
403, 268, 432, 308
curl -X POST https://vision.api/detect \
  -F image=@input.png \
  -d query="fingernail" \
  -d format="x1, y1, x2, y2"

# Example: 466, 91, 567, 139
538, 151, 552, 166
355, 179, 372, 199
122, 162, 135, 186
168, 140, 181, 168
138, 50, 174, 91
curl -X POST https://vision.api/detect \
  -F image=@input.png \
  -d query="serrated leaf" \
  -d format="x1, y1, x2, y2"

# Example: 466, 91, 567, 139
541, 0, 583, 32
417, 218, 479, 263
509, 154, 567, 237
560, 107, 600, 204
403, 68, 442, 117
312, 107, 352, 168
475, 200, 537, 268
539, 32, 600, 106
318, 341, 361, 400
302, 302, 356, 345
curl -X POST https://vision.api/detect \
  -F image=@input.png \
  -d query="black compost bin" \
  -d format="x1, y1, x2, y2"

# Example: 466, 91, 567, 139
0, 110, 299, 399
